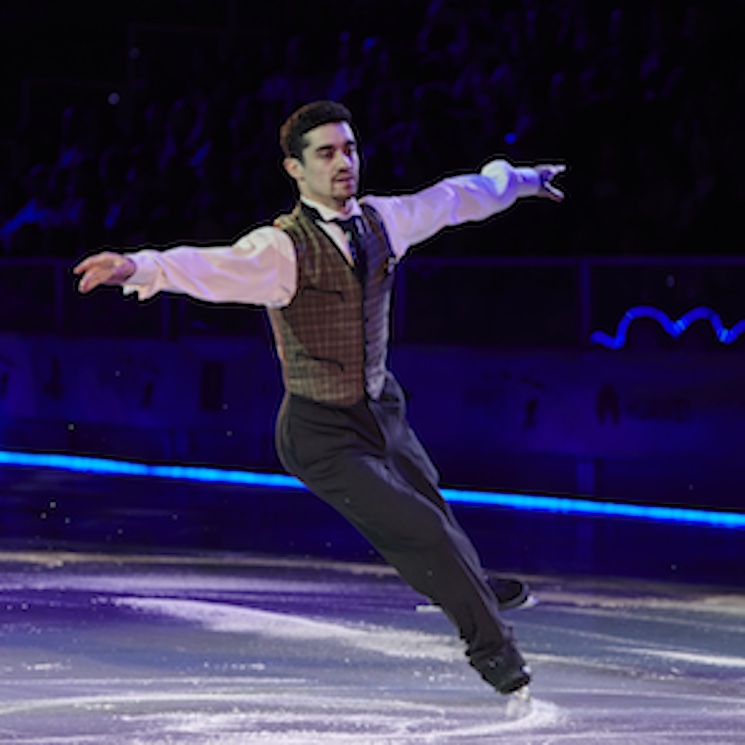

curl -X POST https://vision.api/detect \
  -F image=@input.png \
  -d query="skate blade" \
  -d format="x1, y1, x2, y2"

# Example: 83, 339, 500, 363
416, 595, 539, 614
415, 603, 442, 613
517, 594, 539, 611
509, 684, 532, 702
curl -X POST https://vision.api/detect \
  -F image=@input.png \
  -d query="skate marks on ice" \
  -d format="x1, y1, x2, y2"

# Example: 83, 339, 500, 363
0, 616, 558, 744
0, 554, 559, 743
1, 553, 745, 743
519, 581, 745, 744
0, 682, 558, 744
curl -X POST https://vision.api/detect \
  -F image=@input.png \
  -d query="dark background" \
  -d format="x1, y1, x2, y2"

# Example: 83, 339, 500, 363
1, 0, 743, 260
1, 0, 744, 583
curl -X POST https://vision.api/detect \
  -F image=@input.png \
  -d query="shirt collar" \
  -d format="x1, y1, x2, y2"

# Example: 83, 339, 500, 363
300, 196, 362, 222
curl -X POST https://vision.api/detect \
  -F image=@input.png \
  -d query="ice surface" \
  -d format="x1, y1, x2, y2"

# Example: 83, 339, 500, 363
0, 553, 744, 744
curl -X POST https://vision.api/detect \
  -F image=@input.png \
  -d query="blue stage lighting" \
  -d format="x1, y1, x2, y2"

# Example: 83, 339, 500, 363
2, 449, 744, 529
590, 305, 745, 349
441, 488, 745, 528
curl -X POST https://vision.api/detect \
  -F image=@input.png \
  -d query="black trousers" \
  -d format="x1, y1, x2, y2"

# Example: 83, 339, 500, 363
275, 374, 511, 669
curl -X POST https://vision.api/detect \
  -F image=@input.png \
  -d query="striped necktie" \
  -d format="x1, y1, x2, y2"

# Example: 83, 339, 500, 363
333, 216, 367, 276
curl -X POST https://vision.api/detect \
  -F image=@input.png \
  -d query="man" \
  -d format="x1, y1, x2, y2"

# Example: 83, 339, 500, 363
74, 100, 565, 695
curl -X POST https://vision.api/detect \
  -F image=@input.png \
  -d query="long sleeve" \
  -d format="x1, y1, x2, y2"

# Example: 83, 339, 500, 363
122, 225, 298, 307
362, 159, 541, 258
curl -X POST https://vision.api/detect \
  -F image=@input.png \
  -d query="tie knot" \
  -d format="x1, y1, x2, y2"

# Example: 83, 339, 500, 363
334, 216, 362, 236
300, 204, 363, 236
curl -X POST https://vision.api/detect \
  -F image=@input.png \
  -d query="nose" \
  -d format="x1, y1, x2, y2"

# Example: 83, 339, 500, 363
335, 149, 353, 169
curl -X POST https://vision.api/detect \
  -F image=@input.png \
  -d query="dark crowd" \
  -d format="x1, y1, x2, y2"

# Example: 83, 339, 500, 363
0, 0, 742, 260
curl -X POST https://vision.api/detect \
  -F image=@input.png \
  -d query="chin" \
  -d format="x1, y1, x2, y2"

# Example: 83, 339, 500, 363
334, 179, 357, 194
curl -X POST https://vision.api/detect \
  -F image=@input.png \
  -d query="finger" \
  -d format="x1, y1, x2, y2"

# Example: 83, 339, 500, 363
538, 165, 566, 201
537, 180, 564, 202
79, 268, 110, 293
74, 256, 114, 277
73, 251, 118, 275
73, 257, 97, 274
536, 164, 566, 178
545, 183, 565, 201
78, 271, 97, 293
547, 187, 565, 202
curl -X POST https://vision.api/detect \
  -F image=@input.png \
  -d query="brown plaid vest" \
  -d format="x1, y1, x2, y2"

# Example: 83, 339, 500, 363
267, 203, 396, 406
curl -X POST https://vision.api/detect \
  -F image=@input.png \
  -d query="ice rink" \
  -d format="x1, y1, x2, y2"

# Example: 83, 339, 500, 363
1, 551, 744, 744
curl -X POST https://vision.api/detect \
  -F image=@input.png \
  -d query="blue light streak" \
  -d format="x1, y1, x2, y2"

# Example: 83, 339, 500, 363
0, 450, 303, 489
2, 449, 744, 530
442, 488, 745, 529
590, 305, 745, 350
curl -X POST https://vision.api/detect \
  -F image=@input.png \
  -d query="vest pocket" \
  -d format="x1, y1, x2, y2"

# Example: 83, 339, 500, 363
301, 285, 345, 300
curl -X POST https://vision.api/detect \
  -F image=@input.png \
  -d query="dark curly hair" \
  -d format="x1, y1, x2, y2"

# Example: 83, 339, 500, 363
279, 100, 354, 161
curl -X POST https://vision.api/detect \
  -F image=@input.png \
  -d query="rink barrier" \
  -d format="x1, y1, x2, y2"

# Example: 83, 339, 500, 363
2, 449, 744, 530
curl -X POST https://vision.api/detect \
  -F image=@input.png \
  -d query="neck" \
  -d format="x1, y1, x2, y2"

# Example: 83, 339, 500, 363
301, 195, 356, 218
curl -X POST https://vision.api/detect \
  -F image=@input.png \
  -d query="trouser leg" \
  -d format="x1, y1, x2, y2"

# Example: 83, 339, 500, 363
379, 400, 487, 576
275, 388, 511, 669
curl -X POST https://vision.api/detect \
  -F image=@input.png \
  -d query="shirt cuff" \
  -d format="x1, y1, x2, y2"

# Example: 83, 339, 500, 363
480, 160, 541, 198
121, 251, 160, 298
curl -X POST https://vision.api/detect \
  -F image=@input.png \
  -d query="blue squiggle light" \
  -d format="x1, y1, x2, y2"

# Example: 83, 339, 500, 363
590, 305, 745, 350
2, 449, 745, 529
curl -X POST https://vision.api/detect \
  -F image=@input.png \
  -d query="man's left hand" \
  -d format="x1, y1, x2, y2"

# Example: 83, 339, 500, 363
535, 164, 566, 202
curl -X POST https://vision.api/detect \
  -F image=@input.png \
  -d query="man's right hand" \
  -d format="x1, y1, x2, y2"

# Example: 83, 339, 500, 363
73, 251, 137, 293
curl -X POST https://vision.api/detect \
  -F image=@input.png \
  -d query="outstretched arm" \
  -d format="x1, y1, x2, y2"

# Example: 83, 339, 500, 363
363, 159, 566, 257
72, 227, 298, 307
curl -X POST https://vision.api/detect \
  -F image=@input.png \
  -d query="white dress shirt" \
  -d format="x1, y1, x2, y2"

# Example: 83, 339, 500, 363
123, 159, 541, 307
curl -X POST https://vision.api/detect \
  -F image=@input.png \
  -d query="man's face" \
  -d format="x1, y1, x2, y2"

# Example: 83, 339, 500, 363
285, 121, 360, 210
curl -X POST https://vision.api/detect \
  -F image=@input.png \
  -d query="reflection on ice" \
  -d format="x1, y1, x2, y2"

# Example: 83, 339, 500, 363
0, 553, 744, 744
112, 596, 464, 662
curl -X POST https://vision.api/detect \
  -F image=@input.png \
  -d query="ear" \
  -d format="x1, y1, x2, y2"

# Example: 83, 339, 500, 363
283, 157, 304, 183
